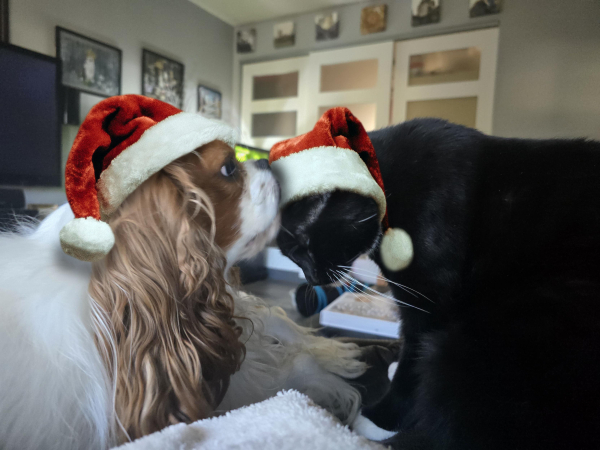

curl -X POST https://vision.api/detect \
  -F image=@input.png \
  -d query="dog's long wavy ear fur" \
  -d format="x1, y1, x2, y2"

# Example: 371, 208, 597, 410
89, 161, 245, 442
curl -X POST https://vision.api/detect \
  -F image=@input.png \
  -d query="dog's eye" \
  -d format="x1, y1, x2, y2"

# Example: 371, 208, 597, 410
220, 159, 237, 177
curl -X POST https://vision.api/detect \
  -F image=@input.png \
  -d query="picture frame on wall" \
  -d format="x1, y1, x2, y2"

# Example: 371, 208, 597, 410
274, 21, 295, 48
197, 85, 222, 120
315, 12, 340, 41
56, 27, 122, 97
142, 49, 184, 109
469, 0, 502, 17
412, 0, 441, 26
360, 4, 387, 35
237, 29, 256, 54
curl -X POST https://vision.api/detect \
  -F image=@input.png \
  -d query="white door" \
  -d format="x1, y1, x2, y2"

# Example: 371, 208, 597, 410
303, 41, 394, 132
240, 56, 308, 149
392, 28, 499, 134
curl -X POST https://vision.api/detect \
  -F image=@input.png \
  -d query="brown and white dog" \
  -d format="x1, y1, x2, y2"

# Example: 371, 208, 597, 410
0, 140, 365, 449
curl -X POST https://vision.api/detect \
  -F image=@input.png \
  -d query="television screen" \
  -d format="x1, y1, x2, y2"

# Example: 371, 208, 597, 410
0, 43, 61, 186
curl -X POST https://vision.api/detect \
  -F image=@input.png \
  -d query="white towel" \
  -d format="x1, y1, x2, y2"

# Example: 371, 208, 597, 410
114, 390, 388, 450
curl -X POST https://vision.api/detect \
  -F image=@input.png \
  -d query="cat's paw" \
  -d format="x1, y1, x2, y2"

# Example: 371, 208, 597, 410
352, 412, 398, 441
388, 361, 399, 380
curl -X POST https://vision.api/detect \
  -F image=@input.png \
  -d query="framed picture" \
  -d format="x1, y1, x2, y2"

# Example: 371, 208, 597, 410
237, 29, 256, 54
469, 0, 502, 17
274, 21, 295, 48
56, 27, 121, 97
316, 12, 340, 41
412, 0, 441, 26
360, 4, 387, 35
142, 49, 184, 109
197, 85, 222, 120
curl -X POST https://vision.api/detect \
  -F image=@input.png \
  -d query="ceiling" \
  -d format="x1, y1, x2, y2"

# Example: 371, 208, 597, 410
189, 0, 360, 26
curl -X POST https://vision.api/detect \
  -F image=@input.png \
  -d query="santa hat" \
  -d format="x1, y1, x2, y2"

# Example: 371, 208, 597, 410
60, 94, 236, 262
269, 107, 413, 272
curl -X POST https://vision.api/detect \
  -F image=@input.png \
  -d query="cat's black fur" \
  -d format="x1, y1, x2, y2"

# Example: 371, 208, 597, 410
277, 119, 600, 449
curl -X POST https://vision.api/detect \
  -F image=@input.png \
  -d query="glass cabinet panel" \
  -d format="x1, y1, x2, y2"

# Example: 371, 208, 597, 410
409, 47, 481, 86
253, 72, 299, 100
252, 111, 297, 137
320, 59, 378, 92
406, 97, 478, 128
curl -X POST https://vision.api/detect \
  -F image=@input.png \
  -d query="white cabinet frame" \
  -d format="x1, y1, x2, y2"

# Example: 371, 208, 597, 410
392, 28, 499, 134
304, 41, 394, 131
240, 56, 308, 149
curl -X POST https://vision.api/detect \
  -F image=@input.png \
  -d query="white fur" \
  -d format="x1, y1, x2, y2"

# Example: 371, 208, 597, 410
0, 204, 114, 450
223, 159, 366, 422
0, 160, 366, 448
225, 160, 281, 270
270, 146, 387, 221
219, 292, 365, 422
352, 414, 397, 441
388, 361, 399, 381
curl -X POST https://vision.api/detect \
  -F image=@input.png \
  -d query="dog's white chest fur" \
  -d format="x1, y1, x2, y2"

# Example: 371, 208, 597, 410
0, 205, 366, 449
0, 205, 113, 450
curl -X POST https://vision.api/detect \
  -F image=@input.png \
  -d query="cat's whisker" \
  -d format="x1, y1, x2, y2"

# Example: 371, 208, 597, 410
334, 270, 404, 308
332, 272, 344, 289
338, 265, 435, 304
281, 225, 295, 238
337, 265, 419, 299
357, 213, 378, 223
288, 245, 300, 258
309, 283, 317, 312
336, 270, 430, 314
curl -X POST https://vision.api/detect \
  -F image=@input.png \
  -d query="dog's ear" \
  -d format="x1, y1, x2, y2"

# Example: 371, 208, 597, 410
89, 163, 244, 441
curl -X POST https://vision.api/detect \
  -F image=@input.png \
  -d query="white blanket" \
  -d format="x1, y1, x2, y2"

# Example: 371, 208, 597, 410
114, 390, 388, 450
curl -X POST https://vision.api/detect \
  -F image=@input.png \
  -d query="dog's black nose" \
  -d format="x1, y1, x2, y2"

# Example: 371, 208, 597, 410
254, 159, 270, 171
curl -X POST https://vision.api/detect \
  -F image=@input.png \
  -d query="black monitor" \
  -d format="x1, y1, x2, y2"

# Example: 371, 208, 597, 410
0, 43, 61, 187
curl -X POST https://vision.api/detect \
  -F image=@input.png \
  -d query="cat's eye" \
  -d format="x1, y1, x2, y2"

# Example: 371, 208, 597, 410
220, 159, 237, 177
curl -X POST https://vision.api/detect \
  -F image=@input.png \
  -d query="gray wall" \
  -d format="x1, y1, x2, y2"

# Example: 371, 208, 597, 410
493, 0, 600, 139
10, 0, 233, 204
233, 0, 600, 140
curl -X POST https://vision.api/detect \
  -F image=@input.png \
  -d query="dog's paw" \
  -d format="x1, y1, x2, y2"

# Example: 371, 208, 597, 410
309, 339, 367, 379
352, 412, 398, 441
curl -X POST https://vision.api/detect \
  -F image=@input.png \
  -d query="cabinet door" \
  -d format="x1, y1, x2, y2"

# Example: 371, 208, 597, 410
304, 41, 394, 132
241, 56, 308, 149
392, 28, 499, 133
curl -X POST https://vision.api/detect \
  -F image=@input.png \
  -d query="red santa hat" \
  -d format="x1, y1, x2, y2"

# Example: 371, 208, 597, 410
269, 107, 413, 272
60, 94, 236, 262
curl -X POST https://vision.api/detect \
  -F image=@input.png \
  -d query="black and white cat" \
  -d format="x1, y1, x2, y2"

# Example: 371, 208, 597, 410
277, 119, 600, 450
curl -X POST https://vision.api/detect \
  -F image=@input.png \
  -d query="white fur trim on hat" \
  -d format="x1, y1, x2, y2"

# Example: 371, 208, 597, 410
270, 146, 387, 221
59, 217, 115, 262
380, 228, 413, 272
97, 112, 237, 217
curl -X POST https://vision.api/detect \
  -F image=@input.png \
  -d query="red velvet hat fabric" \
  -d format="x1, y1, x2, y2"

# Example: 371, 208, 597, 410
65, 95, 181, 222
269, 107, 389, 228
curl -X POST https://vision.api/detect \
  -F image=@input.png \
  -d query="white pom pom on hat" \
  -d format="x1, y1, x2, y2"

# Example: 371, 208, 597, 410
269, 107, 413, 272
59, 217, 115, 262
60, 94, 237, 261
380, 228, 413, 272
